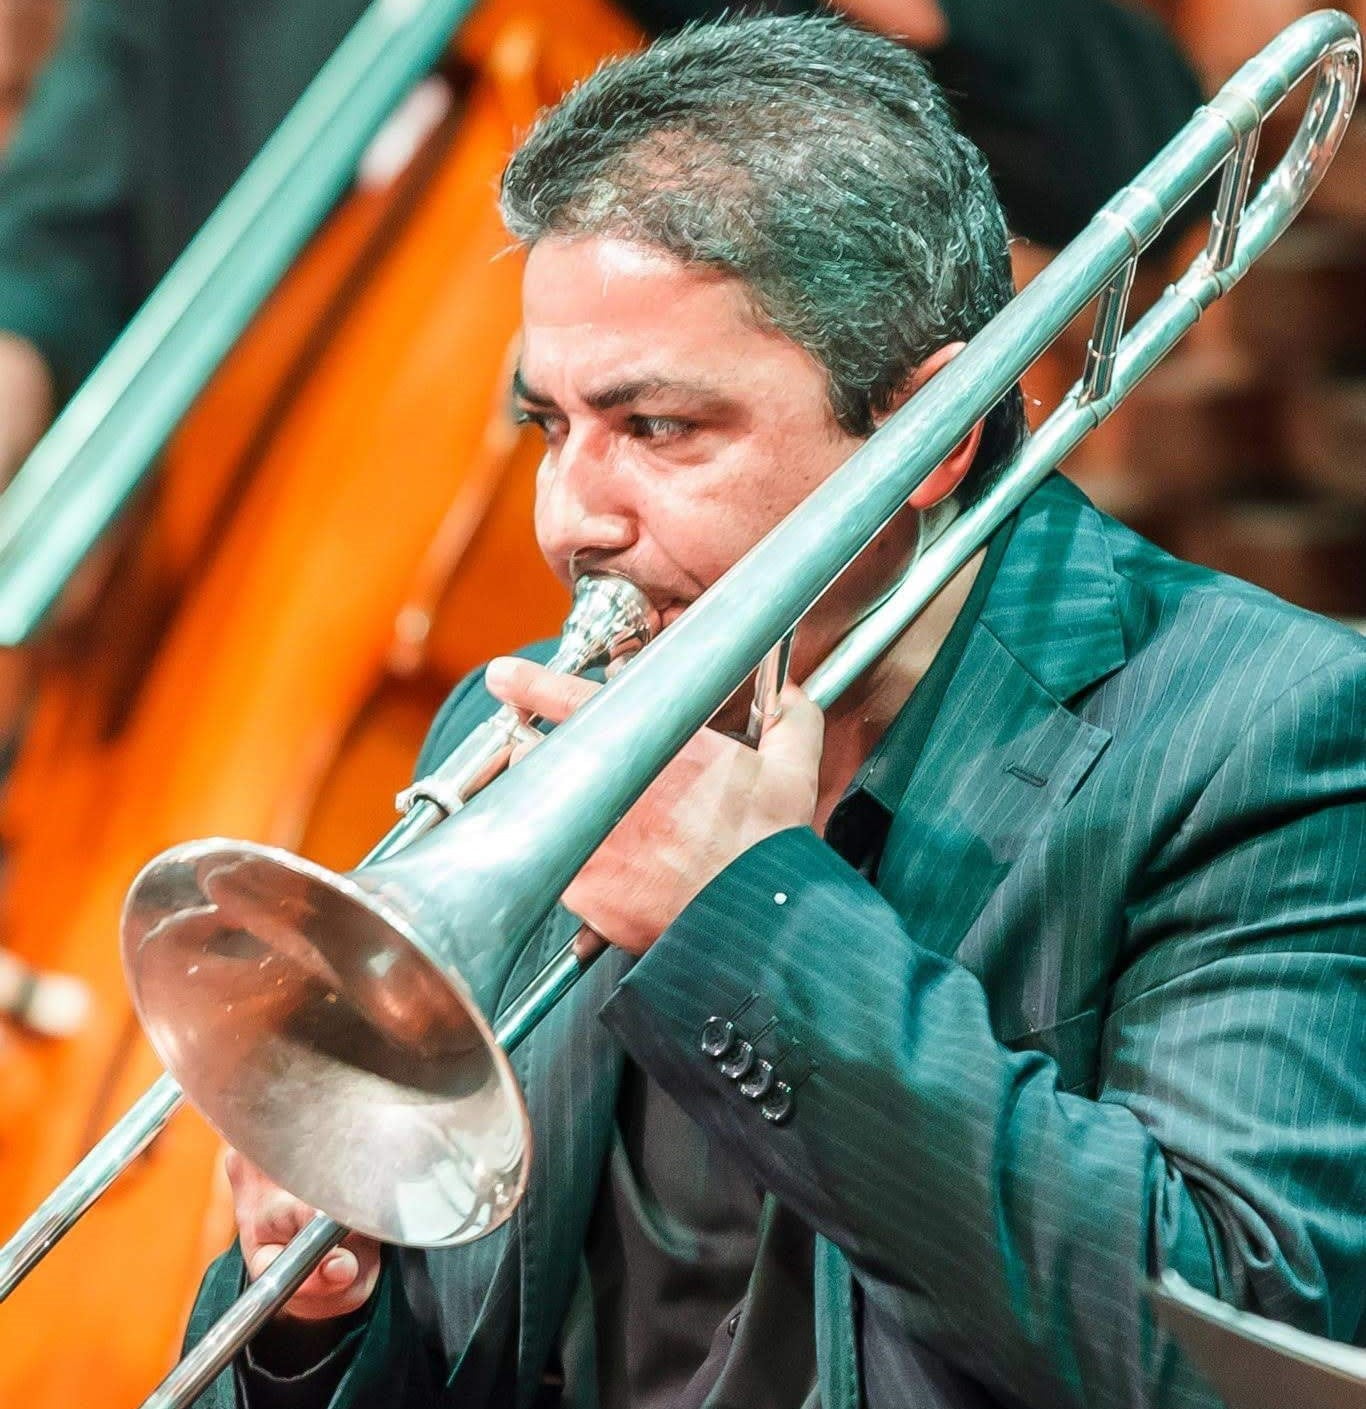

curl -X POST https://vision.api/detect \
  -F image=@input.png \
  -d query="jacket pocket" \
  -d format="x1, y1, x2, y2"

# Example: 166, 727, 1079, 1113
1001, 1006, 1101, 1095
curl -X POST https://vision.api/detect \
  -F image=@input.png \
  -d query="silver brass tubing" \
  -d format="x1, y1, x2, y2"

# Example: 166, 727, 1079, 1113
808, 12, 1359, 708
0, 1072, 184, 1302
136, 933, 596, 1409
1080, 258, 1137, 404
361, 796, 445, 865
131, 807, 452, 1405
492, 932, 599, 1055
1209, 127, 1260, 269
745, 631, 796, 745
139, 1213, 346, 1409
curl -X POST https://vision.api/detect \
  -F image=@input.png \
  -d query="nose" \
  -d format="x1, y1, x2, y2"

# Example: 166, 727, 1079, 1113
535, 428, 635, 568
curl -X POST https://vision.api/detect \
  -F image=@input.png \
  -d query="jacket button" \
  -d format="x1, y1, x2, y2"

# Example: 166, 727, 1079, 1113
760, 1081, 794, 1124
700, 1017, 735, 1059
718, 1039, 755, 1080
738, 1058, 774, 1099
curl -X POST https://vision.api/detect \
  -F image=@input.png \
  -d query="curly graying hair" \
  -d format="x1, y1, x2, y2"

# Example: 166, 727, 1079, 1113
500, 13, 1025, 468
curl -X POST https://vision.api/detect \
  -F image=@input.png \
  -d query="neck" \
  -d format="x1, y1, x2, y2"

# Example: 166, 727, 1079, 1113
810, 545, 985, 831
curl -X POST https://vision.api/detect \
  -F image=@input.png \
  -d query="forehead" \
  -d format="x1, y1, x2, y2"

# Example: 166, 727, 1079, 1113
519, 235, 818, 395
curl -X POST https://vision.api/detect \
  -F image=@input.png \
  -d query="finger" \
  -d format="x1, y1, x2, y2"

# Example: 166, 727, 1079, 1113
248, 1241, 359, 1295
292, 1241, 384, 1318
247, 1241, 286, 1281
483, 657, 600, 723
317, 1246, 360, 1288
756, 683, 824, 768
249, 1189, 315, 1245
225, 1150, 275, 1230
571, 923, 608, 962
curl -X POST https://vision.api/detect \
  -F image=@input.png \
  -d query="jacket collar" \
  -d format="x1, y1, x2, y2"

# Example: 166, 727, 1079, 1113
978, 473, 1127, 705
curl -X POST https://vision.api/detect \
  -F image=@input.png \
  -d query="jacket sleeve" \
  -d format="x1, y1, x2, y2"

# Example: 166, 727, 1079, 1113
0, 0, 142, 396
599, 650, 1366, 1408
931, 0, 1206, 247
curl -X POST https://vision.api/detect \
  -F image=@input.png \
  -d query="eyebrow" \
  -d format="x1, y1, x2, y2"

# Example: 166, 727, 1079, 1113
512, 367, 736, 414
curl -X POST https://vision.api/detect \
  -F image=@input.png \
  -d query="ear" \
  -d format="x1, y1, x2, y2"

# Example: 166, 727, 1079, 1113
874, 342, 984, 510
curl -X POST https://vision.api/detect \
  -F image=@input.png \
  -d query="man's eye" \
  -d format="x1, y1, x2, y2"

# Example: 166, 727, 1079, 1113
625, 414, 695, 443
513, 407, 565, 443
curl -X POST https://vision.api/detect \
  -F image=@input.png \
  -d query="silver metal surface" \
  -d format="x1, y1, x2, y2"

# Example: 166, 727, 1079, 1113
1080, 258, 1137, 404
0, 1074, 183, 1301
746, 631, 795, 744
0, 782, 450, 1301
492, 933, 597, 1056
137, 930, 607, 1409
810, 11, 1359, 705
1209, 128, 1260, 269
124, 838, 532, 1247
399, 575, 654, 816
139, 1213, 346, 1409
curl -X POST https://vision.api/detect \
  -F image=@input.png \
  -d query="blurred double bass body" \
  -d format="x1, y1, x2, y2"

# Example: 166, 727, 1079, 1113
0, 0, 640, 1400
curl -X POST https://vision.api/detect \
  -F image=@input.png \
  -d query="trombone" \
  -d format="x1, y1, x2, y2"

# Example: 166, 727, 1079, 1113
1, 11, 1361, 1408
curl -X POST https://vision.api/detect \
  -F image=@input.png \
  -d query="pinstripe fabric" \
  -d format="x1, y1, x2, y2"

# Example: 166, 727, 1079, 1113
602, 475, 1366, 1409
186, 474, 1365, 1409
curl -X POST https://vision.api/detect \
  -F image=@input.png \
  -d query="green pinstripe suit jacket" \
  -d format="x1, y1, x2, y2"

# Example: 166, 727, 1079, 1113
188, 474, 1366, 1408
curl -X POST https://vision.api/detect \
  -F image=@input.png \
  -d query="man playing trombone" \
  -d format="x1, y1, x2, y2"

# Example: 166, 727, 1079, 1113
191, 14, 1366, 1408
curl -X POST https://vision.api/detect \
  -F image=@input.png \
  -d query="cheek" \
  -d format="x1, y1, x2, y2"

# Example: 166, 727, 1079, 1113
737, 427, 854, 530
641, 478, 761, 584
657, 440, 834, 582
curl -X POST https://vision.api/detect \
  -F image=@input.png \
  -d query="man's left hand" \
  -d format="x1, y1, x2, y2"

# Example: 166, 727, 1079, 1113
482, 656, 824, 955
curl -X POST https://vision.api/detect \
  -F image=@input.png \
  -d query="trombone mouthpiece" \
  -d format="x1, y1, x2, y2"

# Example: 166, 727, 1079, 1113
560, 572, 658, 669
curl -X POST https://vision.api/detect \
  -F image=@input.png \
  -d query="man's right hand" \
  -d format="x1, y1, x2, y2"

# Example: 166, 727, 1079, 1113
226, 1150, 383, 1323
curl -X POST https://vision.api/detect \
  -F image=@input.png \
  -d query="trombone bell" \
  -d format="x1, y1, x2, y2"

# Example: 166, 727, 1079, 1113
122, 838, 529, 1246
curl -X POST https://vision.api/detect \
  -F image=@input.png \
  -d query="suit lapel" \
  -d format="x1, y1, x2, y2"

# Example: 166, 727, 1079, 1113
877, 623, 1113, 956
818, 480, 1126, 1409
512, 911, 629, 1401
877, 477, 1123, 961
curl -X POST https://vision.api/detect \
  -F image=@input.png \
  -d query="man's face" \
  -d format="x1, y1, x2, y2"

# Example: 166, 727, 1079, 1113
516, 236, 920, 683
